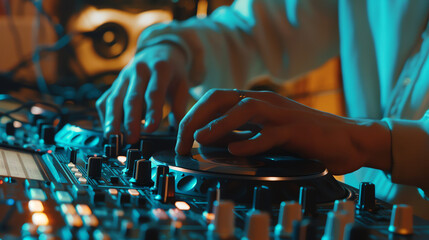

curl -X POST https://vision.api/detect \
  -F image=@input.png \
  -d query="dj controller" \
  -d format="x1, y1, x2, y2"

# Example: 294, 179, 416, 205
0, 116, 429, 240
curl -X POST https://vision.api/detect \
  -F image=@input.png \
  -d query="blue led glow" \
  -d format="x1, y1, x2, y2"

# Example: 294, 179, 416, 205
6, 199, 15, 206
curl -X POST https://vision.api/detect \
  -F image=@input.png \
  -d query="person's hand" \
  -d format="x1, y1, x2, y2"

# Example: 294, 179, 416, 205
175, 89, 391, 175
96, 44, 190, 144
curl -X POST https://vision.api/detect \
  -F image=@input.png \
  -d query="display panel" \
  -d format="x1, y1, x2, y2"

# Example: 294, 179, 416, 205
0, 148, 45, 181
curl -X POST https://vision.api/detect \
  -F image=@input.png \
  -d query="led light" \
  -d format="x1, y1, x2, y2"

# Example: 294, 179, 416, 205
13, 121, 22, 128
109, 189, 118, 196
128, 189, 139, 196
30, 106, 44, 115
32, 213, 49, 226
28, 200, 44, 212
76, 204, 92, 216
67, 163, 75, 168
71, 167, 79, 173
74, 172, 83, 178
205, 212, 215, 221
78, 177, 87, 184
117, 156, 126, 164
175, 201, 191, 211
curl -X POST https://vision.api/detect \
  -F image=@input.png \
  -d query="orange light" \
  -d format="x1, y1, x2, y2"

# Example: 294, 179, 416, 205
47, 150, 53, 154
32, 213, 49, 225
175, 201, 191, 211
117, 156, 126, 164
0, 179, 3, 184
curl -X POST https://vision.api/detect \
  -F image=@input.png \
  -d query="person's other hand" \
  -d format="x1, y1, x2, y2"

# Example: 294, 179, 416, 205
96, 44, 189, 144
176, 89, 391, 175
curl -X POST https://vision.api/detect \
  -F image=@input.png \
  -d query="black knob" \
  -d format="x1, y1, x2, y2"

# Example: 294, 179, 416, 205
124, 149, 142, 177
5, 121, 15, 136
91, 190, 106, 204
104, 144, 114, 158
253, 185, 272, 213
358, 182, 376, 212
344, 223, 370, 240
299, 186, 317, 217
156, 173, 175, 203
41, 125, 55, 145
109, 134, 122, 157
117, 192, 131, 206
66, 147, 77, 164
36, 119, 50, 137
87, 157, 103, 179
206, 187, 220, 214
131, 159, 153, 187
154, 165, 169, 192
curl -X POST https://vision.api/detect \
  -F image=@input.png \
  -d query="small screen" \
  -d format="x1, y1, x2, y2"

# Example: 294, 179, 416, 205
0, 148, 45, 181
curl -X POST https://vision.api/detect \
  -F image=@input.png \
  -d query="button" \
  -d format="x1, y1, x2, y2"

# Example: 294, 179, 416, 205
71, 167, 79, 173
28, 188, 47, 201
76, 204, 92, 216
55, 191, 73, 203
65, 214, 83, 228
168, 208, 186, 221
32, 213, 49, 226
78, 177, 87, 184
28, 200, 44, 212
75, 172, 83, 178
175, 201, 190, 211
25, 179, 40, 189
155, 173, 175, 203
208, 200, 235, 239
67, 162, 75, 168
41, 125, 55, 145
128, 189, 139, 196
131, 159, 153, 187
50, 182, 65, 192
21, 223, 38, 236
37, 225, 53, 234
109, 189, 118, 196
151, 208, 169, 221
61, 204, 76, 215
83, 215, 99, 228
87, 157, 103, 179
124, 149, 142, 177
242, 210, 270, 240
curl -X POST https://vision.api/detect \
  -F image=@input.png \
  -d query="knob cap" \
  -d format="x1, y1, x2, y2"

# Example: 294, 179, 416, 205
275, 201, 302, 238
66, 147, 77, 164
334, 199, 355, 223
208, 200, 235, 240
154, 165, 169, 192
242, 210, 270, 240
206, 187, 220, 214
87, 157, 103, 179
124, 149, 141, 177
104, 144, 114, 158
292, 218, 317, 240
252, 185, 272, 213
109, 134, 122, 157
299, 186, 317, 217
155, 173, 175, 203
131, 159, 153, 187
140, 225, 159, 240
322, 211, 353, 240
5, 121, 15, 136
389, 204, 413, 235
41, 125, 55, 145
358, 182, 376, 212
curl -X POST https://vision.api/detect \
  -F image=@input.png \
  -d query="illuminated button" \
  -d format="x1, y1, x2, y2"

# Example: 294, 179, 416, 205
37, 225, 53, 234
175, 201, 190, 211
152, 208, 169, 221
76, 204, 92, 216
28, 200, 44, 212
168, 208, 186, 221
32, 213, 49, 226
83, 215, 99, 227
128, 189, 140, 196
117, 156, 127, 164
65, 214, 83, 228
71, 167, 79, 173
55, 191, 73, 203
75, 172, 83, 178
67, 162, 75, 168
21, 223, 38, 235
29, 188, 47, 201
109, 189, 118, 196
61, 204, 76, 215
78, 177, 87, 184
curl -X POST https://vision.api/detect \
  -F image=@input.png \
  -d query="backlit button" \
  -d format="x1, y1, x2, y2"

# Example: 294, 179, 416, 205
109, 189, 118, 196
65, 214, 83, 228
71, 167, 79, 173
67, 162, 75, 168
76, 204, 92, 216
78, 177, 87, 184
168, 208, 186, 221
75, 172, 83, 178
32, 213, 49, 226
128, 189, 140, 196
175, 201, 191, 211
61, 204, 76, 215
55, 191, 73, 203
152, 208, 169, 221
28, 200, 44, 212
29, 188, 47, 201
83, 215, 99, 227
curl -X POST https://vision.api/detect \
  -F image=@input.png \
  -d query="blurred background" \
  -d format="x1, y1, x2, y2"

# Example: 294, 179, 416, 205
0, 0, 344, 116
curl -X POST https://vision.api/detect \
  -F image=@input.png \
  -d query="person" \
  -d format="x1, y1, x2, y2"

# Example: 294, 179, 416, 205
96, 0, 429, 219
